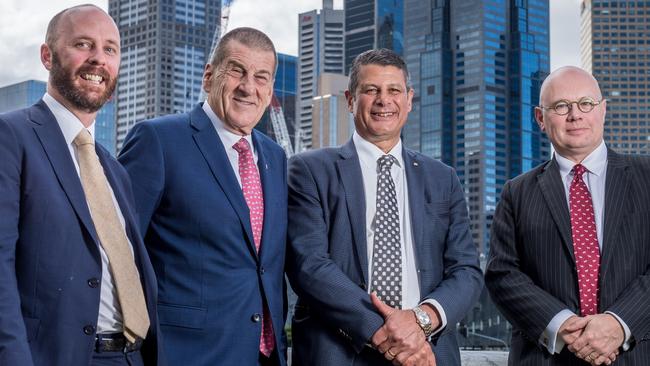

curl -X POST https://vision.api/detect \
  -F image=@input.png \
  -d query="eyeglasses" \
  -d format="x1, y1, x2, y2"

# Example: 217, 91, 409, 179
539, 97, 605, 116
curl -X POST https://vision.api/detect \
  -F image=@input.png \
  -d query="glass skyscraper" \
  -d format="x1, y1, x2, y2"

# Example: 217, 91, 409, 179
109, 0, 220, 151
404, 0, 551, 255
0, 80, 116, 155
581, 0, 650, 154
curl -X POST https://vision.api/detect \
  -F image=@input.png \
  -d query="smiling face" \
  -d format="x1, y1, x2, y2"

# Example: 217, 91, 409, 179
203, 40, 275, 135
345, 64, 413, 153
41, 6, 120, 122
535, 67, 606, 163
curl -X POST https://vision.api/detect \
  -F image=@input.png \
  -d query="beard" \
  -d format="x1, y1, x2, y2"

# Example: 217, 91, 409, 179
50, 51, 117, 113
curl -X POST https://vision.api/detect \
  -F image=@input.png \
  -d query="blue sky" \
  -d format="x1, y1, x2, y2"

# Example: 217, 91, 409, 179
0, 0, 581, 87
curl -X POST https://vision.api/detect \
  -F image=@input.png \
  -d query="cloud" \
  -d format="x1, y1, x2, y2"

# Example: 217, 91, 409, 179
550, 0, 582, 71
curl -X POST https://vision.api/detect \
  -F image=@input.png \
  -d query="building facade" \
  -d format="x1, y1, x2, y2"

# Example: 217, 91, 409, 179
297, 0, 345, 150
311, 73, 354, 148
108, 0, 220, 151
0, 80, 116, 154
403, 0, 551, 255
581, 0, 650, 154
345, 0, 404, 73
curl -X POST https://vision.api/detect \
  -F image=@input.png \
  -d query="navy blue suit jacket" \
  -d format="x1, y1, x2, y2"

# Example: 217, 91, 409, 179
0, 101, 162, 366
286, 139, 483, 366
118, 103, 288, 366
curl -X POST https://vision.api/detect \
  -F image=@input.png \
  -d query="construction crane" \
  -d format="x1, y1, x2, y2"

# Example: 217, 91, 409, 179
269, 95, 294, 157
199, 0, 234, 101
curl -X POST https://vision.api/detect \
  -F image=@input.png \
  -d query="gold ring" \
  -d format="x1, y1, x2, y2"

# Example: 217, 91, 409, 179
585, 355, 592, 361
387, 350, 396, 358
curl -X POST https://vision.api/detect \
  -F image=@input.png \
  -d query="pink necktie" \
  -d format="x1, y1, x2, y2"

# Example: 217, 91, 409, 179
569, 164, 600, 316
232, 138, 275, 356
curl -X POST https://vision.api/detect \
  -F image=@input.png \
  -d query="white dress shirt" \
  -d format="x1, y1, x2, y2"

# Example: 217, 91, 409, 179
353, 132, 447, 334
43, 93, 131, 334
202, 102, 259, 187
541, 140, 632, 353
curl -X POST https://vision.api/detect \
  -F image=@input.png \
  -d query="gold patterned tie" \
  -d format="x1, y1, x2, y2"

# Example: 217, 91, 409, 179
73, 129, 150, 342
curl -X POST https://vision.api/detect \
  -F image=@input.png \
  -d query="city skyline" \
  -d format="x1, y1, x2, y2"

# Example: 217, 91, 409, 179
1, 0, 580, 88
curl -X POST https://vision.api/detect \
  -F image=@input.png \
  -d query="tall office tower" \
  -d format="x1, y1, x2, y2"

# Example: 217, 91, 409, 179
344, 0, 404, 73
0, 80, 116, 154
297, 0, 345, 150
109, 0, 220, 151
581, 0, 650, 154
311, 73, 354, 148
403, 0, 550, 255
256, 53, 298, 145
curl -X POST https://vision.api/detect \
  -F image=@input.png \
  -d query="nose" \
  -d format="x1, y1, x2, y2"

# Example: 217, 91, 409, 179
566, 103, 581, 121
374, 90, 391, 106
88, 48, 107, 66
236, 73, 255, 95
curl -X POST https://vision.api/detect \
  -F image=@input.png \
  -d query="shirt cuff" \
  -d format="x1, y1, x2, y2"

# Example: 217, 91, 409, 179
419, 299, 447, 336
605, 311, 632, 351
541, 309, 575, 354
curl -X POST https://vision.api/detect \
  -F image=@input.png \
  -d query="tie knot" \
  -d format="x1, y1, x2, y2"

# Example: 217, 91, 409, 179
233, 138, 251, 154
73, 129, 94, 147
377, 154, 397, 172
572, 164, 587, 178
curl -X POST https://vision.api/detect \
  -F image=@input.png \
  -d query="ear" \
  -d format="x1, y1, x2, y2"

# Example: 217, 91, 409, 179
41, 43, 53, 71
406, 87, 414, 112
202, 63, 213, 93
345, 90, 354, 113
534, 106, 546, 131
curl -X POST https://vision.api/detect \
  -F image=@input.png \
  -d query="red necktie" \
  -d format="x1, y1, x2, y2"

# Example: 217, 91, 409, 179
569, 164, 600, 316
233, 138, 275, 356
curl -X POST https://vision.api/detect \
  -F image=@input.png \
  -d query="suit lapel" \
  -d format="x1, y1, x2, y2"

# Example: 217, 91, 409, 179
601, 150, 630, 271
253, 130, 275, 260
403, 149, 425, 267
537, 158, 575, 261
189, 105, 257, 258
30, 101, 100, 247
336, 140, 369, 282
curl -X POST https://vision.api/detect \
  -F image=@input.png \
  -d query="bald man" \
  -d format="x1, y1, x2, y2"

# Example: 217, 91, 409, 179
0, 5, 161, 366
485, 66, 650, 365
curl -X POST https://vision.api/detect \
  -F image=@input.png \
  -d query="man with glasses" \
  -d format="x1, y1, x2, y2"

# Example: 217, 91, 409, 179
486, 66, 650, 365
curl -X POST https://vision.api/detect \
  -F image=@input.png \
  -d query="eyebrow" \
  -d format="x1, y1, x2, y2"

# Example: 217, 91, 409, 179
227, 60, 272, 76
73, 36, 120, 49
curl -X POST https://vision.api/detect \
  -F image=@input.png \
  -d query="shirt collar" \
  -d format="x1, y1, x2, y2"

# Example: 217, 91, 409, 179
202, 101, 254, 151
352, 131, 403, 170
555, 140, 607, 179
43, 93, 95, 145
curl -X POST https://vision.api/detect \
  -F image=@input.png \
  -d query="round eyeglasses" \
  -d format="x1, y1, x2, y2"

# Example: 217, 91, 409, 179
539, 97, 605, 115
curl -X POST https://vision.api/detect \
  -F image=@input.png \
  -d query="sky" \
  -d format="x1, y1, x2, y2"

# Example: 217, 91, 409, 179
0, 0, 581, 88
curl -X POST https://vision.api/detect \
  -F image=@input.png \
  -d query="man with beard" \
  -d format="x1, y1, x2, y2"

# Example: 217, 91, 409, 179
0, 5, 162, 366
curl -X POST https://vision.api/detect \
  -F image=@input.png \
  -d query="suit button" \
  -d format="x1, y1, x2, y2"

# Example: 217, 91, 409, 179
83, 325, 95, 335
259, 267, 265, 275
252, 313, 262, 322
359, 282, 367, 290
87, 278, 100, 288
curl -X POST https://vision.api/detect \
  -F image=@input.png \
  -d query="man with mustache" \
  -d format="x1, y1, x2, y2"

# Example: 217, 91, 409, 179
119, 27, 288, 366
0, 4, 162, 366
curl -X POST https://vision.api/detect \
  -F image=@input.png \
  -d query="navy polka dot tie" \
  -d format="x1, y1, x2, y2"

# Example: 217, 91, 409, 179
569, 164, 600, 316
370, 154, 402, 309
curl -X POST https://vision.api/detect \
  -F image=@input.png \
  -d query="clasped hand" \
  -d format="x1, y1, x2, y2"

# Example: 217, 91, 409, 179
559, 314, 624, 365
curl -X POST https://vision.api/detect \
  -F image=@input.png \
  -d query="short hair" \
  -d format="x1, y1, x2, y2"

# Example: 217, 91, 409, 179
210, 27, 278, 77
45, 4, 105, 47
348, 48, 411, 94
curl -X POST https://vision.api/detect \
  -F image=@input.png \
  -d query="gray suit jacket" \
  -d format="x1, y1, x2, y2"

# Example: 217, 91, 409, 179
286, 139, 483, 366
485, 149, 650, 365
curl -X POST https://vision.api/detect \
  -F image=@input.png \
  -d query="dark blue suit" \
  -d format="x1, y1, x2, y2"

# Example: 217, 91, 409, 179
0, 101, 162, 366
118, 103, 288, 366
286, 139, 483, 366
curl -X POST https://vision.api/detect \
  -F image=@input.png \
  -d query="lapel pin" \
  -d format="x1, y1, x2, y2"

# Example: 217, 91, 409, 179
413, 162, 419, 167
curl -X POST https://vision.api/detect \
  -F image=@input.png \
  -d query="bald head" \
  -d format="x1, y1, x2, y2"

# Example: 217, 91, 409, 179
45, 4, 112, 48
539, 66, 602, 106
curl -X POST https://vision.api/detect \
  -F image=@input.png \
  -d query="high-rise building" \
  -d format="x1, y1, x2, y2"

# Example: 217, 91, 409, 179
311, 73, 354, 148
256, 53, 298, 147
297, 0, 345, 150
580, 0, 650, 154
0, 80, 116, 154
109, 0, 220, 151
344, 0, 404, 73
403, 0, 551, 255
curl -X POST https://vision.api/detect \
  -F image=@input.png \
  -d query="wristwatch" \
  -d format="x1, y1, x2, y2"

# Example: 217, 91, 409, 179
413, 306, 434, 337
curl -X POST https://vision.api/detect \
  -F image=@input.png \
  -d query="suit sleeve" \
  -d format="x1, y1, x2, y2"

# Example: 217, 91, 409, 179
0, 118, 35, 365
485, 181, 571, 343
420, 169, 484, 331
118, 122, 165, 235
286, 155, 384, 352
